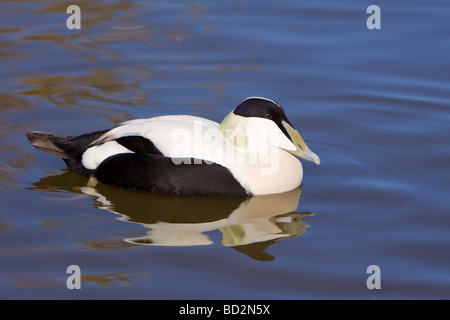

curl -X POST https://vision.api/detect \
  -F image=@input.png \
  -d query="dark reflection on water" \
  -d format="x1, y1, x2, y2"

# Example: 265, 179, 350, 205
30, 171, 313, 261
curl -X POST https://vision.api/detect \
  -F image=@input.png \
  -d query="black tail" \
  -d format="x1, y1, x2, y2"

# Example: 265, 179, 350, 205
26, 131, 69, 159
26, 129, 110, 176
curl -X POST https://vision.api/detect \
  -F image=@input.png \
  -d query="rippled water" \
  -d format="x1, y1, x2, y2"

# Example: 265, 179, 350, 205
1, 0, 449, 299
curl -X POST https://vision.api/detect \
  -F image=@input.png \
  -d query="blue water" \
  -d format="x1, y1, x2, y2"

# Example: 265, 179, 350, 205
1, 0, 449, 299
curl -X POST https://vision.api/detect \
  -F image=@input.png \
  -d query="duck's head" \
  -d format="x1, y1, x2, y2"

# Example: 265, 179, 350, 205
219, 97, 320, 165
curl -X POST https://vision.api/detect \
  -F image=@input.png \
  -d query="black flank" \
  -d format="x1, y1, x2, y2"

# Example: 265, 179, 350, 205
94, 153, 249, 197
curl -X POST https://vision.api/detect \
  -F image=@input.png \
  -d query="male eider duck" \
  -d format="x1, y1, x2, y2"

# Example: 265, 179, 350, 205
26, 97, 320, 197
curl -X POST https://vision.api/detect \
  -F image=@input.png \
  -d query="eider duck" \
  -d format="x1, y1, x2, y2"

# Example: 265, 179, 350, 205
26, 97, 320, 196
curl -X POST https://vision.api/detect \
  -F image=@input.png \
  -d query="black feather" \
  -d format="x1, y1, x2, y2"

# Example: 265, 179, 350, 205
115, 136, 163, 155
94, 153, 249, 197
26, 129, 109, 176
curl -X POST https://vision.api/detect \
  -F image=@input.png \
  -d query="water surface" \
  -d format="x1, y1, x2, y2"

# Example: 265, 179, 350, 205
1, 0, 449, 299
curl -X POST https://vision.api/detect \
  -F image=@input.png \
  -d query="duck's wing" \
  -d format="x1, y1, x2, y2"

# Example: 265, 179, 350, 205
92, 115, 220, 146
82, 115, 227, 170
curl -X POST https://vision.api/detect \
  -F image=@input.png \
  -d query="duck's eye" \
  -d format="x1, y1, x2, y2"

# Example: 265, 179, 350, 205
264, 113, 272, 120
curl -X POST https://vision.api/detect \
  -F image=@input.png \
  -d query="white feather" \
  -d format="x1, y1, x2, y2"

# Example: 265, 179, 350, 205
82, 141, 133, 170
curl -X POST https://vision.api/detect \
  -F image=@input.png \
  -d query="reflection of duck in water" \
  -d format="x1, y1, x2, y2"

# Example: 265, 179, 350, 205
26, 97, 319, 196
31, 172, 315, 261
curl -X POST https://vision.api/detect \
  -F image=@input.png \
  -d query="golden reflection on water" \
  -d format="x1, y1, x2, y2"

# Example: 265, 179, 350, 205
80, 272, 147, 287
13, 271, 146, 288
31, 171, 315, 261
21, 68, 153, 111
2, 0, 190, 114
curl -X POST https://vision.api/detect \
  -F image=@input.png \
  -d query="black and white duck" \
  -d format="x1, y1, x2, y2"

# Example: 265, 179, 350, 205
26, 97, 320, 196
